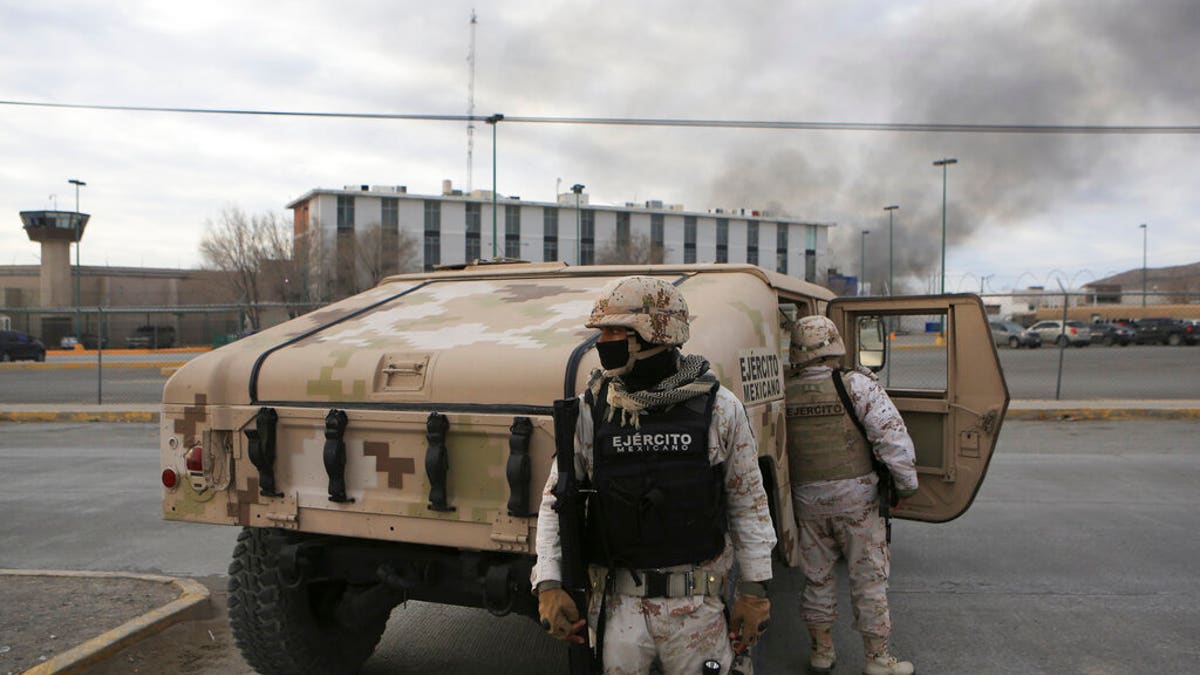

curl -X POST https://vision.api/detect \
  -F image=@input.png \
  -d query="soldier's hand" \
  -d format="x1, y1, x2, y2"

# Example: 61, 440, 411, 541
538, 588, 586, 644
728, 594, 771, 652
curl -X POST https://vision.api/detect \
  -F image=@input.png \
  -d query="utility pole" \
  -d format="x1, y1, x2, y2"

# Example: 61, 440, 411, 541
1139, 223, 1148, 307
69, 178, 86, 338
572, 184, 585, 265
486, 113, 503, 257
932, 158, 958, 294
466, 9, 477, 193
883, 205, 898, 296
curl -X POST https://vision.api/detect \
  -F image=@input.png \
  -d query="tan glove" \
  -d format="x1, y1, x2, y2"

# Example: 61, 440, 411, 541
538, 587, 586, 644
727, 594, 771, 653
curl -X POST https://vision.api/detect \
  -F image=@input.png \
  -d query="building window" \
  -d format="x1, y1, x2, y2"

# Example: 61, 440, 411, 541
336, 195, 354, 231
382, 198, 398, 229
651, 214, 665, 264
381, 198, 399, 276
465, 202, 481, 261
776, 222, 789, 274
580, 209, 595, 265
747, 222, 759, 266
505, 204, 521, 258
616, 212, 630, 247
423, 200, 441, 271
716, 218, 729, 263
543, 207, 558, 262
684, 216, 697, 264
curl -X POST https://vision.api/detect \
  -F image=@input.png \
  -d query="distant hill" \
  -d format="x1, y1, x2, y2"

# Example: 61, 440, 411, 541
1089, 261, 1200, 294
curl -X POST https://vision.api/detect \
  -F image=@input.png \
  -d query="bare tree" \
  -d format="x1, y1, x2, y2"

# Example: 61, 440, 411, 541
353, 224, 420, 290
199, 207, 299, 329
596, 232, 663, 265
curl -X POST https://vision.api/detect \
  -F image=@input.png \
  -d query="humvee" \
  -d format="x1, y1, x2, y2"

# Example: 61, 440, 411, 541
160, 262, 1007, 674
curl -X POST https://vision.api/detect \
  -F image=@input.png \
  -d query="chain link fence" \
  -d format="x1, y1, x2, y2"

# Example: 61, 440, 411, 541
0, 303, 320, 405
3, 292, 1198, 405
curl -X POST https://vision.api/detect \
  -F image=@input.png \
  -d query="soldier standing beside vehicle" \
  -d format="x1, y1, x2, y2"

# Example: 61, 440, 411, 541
786, 316, 918, 675
533, 276, 777, 674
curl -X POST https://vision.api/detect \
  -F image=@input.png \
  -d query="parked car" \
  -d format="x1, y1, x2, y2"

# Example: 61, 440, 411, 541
989, 320, 1042, 348
1028, 319, 1091, 347
1089, 322, 1135, 347
126, 325, 176, 349
0, 329, 46, 362
1131, 318, 1194, 346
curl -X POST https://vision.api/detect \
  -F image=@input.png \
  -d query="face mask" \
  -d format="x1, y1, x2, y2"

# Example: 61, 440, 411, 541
595, 338, 631, 371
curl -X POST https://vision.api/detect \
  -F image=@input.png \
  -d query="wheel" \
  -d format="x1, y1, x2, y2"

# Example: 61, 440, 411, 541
228, 528, 387, 675
35, 350, 46, 362
1056, 335, 1068, 347
1103, 335, 1114, 347
1168, 333, 1182, 346
1008, 336, 1020, 349
0, 351, 11, 362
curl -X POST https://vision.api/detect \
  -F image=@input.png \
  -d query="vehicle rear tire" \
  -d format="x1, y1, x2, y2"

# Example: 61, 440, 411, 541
228, 527, 387, 675
1168, 334, 1182, 346
1008, 336, 1020, 349
1, 352, 10, 362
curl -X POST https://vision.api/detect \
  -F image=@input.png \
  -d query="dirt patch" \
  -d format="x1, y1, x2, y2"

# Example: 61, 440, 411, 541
86, 576, 254, 675
0, 574, 178, 674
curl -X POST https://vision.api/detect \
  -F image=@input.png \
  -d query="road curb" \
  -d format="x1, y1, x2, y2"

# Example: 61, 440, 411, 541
0, 568, 210, 675
0, 410, 158, 423
1007, 407, 1200, 421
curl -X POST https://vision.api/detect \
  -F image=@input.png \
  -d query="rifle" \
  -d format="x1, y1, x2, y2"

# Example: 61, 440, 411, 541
831, 370, 899, 543
551, 397, 597, 674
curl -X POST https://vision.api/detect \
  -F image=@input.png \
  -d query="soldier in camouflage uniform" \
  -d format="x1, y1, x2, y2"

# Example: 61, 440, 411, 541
534, 276, 777, 675
785, 315, 918, 675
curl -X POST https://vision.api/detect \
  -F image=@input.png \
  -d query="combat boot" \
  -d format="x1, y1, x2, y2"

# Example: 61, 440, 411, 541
806, 622, 836, 674
862, 636, 914, 675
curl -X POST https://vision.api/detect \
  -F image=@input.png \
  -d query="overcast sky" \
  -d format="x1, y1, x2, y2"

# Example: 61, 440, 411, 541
2, 0, 1198, 293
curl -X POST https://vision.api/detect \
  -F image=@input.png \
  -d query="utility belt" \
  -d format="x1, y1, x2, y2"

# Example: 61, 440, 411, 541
590, 566, 726, 599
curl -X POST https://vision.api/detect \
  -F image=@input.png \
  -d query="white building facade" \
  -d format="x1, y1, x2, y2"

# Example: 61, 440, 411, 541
287, 183, 832, 294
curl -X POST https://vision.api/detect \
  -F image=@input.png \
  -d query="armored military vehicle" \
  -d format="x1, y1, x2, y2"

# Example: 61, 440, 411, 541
160, 262, 1007, 674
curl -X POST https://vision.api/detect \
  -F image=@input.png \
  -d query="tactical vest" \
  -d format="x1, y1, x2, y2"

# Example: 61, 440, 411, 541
785, 372, 873, 484
584, 380, 726, 569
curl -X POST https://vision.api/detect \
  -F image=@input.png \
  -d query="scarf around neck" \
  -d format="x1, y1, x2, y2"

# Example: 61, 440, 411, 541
588, 353, 716, 429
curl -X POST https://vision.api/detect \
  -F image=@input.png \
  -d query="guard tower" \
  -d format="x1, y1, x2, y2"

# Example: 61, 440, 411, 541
20, 210, 90, 309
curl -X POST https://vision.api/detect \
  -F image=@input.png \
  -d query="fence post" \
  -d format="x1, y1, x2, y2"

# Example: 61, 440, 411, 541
97, 306, 104, 404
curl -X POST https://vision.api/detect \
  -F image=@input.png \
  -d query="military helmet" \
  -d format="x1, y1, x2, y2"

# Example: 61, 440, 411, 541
586, 276, 690, 346
789, 315, 845, 367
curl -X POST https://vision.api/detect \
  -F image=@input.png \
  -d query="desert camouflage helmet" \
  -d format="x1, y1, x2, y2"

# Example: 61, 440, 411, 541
790, 315, 846, 367
586, 276, 690, 345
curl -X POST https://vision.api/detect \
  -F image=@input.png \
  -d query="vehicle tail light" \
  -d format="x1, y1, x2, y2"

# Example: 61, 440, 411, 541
161, 468, 178, 489
185, 445, 204, 472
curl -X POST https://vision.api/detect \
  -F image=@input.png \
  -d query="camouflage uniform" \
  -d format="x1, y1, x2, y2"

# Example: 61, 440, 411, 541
534, 276, 776, 675
786, 315, 917, 647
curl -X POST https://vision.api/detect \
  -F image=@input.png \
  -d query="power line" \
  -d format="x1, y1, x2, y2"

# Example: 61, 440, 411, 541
2, 99, 1200, 134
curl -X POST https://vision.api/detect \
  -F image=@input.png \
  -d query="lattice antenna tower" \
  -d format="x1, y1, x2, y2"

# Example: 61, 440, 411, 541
466, 9, 477, 193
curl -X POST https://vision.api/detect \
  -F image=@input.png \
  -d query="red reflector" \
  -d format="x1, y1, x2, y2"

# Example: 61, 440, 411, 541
1069, 327, 1077, 335
185, 446, 204, 472
161, 468, 178, 489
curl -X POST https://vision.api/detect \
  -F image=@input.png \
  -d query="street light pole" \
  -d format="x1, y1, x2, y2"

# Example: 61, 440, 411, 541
1140, 223, 1148, 307
884, 205, 899, 295
486, 114, 504, 258
68, 178, 87, 338
571, 184, 585, 265
932, 158, 958, 294
860, 229, 870, 296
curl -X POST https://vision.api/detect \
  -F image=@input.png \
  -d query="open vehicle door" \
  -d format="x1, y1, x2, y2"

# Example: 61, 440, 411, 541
827, 294, 1009, 523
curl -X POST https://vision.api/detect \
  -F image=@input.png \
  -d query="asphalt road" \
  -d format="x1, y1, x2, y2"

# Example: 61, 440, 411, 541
1, 343, 1198, 404
1, 420, 1197, 673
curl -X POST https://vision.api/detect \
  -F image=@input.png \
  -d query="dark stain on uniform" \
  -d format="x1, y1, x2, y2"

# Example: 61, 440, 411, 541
363, 441, 417, 489
496, 283, 576, 303
229, 476, 260, 523
174, 393, 208, 443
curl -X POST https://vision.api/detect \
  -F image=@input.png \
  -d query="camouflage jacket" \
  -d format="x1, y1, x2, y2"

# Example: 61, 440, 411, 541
789, 365, 918, 517
533, 373, 777, 588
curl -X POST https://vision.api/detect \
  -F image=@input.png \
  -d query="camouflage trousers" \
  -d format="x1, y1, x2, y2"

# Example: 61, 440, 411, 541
586, 575, 734, 674
796, 503, 892, 638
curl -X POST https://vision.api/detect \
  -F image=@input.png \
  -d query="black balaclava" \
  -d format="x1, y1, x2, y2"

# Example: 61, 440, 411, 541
617, 334, 678, 392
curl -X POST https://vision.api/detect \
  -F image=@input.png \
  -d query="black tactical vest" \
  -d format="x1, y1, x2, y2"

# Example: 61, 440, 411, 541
584, 379, 727, 569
